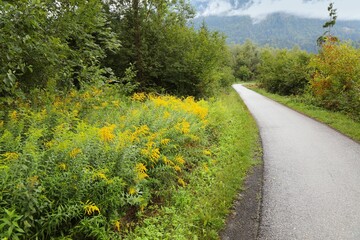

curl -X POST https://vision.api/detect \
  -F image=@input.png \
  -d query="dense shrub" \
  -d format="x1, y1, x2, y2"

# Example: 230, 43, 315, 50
308, 42, 360, 120
0, 86, 213, 239
230, 40, 261, 82
257, 48, 311, 95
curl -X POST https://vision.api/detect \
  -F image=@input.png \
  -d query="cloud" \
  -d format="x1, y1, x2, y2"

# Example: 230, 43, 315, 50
194, 0, 360, 21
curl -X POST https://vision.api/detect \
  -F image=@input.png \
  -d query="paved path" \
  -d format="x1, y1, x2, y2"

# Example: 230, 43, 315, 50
233, 84, 360, 240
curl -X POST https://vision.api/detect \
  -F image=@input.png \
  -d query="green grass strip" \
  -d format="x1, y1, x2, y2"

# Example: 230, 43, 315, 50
126, 90, 260, 239
249, 85, 360, 143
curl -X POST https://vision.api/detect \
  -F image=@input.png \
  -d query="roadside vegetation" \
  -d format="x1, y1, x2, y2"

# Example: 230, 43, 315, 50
0, 0, 259, 239
0, 85, 258, 239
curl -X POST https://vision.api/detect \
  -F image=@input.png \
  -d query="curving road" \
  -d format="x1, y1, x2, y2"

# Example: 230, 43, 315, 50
233, 84, 360, 240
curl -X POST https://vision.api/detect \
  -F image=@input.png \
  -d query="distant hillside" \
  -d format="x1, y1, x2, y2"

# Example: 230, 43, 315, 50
191, 13, 360, 52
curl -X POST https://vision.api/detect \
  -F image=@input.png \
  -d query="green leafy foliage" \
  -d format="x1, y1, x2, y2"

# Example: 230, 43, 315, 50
0, 0, 119, 95
257, 47, 311, 95
308, 42, 360, 120
104, 0, 233, 97
230, 40, 260, 81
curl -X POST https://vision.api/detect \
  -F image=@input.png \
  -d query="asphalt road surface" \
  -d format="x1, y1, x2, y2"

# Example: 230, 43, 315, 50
233, 84, 360, 240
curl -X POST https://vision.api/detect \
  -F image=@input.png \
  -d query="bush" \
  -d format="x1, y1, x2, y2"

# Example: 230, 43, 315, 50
257, 48, 310, 95
308, 42, 360, 120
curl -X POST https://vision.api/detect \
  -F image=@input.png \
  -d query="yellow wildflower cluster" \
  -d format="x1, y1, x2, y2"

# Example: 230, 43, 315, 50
203, 150, 212, 156
141, 142, 160, 163
91, 87, 103, 96
183, 97, 208, 120
131, 92, 147, 102
58, 163, 67, 171
69, 148, 82, 158
28, 175, 39, 187
135, 163, 149, 181
92, 170, 108, 181
162, 156, 174, 166
149, 95, 208, 121
128, 186, 137, 195
149, 95, 171, 107
113, 220, 121, 232
99, 124, 116, 142
175, 120, 190, 134
175, 155, 186, 165
9, 110, 18, 121
160, 138, 171, 145
131, 125, 150, 143
174, 165, 181, 172
83, 201, 100, 215
2, 152, 19, 161
178, 178, 186, 187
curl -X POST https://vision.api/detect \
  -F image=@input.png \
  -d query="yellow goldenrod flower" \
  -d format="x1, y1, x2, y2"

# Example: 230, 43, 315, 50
150, 96, 169, 107
112, 100, 120, 107
136, 163, 147, 173
178, 178, 186, 187
69, 148, 82, 158
114, 220, 121, 232
101, 102, 109, 108
99, 124, 116, 142
175, 120, 190, 134
128, 186, 137, 195
131, 125, 150, 142
131, 92, 147, 102
163, 111, 171, 119
93, 171, 108, 181
162, 156, 174, 166
83, 201, 100, 215
2, 152, 19, 161
160, 138, 171, 145
91, 87, 103, 96
150, 148, 160, 162
203, 163, 209, 172
9, 111, 18, 121
58, 163, 67, 170
137, 172, 149, 180
53, 97, 63, 108
69, 89, 77, 97
28, 175, 39, 187
174, 165, 181, 172
203, 150, 212, 156
135, 163, 149, 181
175, 155, 186, 165
82, 92, 91, 99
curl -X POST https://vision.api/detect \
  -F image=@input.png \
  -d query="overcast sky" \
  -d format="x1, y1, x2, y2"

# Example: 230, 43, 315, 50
195, 0, 360, 21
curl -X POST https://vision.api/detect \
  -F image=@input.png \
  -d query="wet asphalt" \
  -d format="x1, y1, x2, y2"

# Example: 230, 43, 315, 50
233, 84, 360, 240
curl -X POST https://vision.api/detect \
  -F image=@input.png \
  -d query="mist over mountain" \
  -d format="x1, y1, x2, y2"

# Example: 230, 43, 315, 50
190, 0, 360, 52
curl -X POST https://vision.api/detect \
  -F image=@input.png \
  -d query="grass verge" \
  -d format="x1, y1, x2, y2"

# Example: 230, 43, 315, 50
247, 84, 360, 143
126, 90, 260, 239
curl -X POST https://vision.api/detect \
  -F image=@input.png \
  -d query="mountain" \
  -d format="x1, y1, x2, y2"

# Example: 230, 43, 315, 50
189, 1, 360, 52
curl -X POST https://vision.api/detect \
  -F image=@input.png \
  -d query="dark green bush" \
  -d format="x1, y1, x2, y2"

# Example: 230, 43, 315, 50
258, 48, 310, 95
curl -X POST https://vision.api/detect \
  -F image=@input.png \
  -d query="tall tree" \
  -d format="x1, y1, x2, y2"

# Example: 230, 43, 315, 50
0, 0, 119, 95
317, 2, 338, 46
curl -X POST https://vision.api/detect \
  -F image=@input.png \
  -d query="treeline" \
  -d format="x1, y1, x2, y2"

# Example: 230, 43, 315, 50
194, 14, 360, 52
0, 0, 233, 99
230, 39, 360, 120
